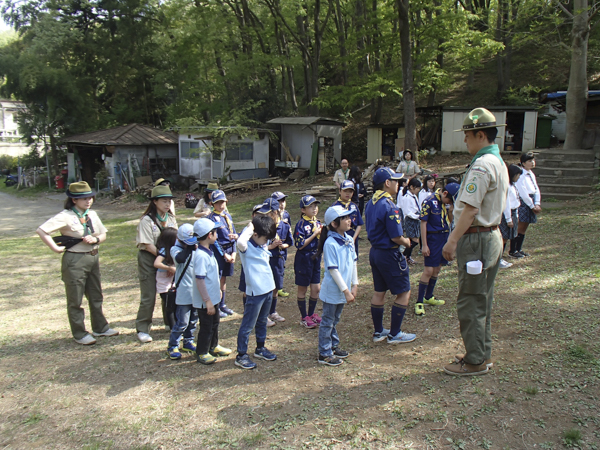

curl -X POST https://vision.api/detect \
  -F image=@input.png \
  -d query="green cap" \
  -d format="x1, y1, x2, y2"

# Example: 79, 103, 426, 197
455, 107, 506, 132
67, 181, 95, 198
150, 185, 173, 199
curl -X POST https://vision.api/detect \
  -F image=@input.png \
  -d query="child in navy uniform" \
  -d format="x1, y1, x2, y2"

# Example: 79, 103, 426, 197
208, 190, 238, 317
364, 167, 417, 344
414, 183, 460, 316
271, 191, 292, 299
235, 215, 279, 369
314, 206, 358, 366
294, 195, 323, 329
348, 165, 366, 215
402, 178, 422, 265
332, 180, 364, 258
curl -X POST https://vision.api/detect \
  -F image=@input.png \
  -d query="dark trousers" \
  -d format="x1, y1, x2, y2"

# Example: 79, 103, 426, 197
196, 308, 221, 355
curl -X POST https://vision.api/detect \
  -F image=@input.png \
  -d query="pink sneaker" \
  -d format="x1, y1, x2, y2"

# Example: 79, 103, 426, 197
301, 316, 317, 329
310, 313, 322, 324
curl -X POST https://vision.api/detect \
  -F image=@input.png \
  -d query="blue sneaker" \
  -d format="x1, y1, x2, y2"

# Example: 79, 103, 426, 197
387, 331, 417, 344
166, 347, 182, 360
181, 341, 196, 353
254, 347, 277, 361
372, 328, 390, 343
235, 354, 257, 370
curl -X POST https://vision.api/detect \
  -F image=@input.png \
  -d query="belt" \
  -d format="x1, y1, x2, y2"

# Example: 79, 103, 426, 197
427, 230, 449, 234
463, 226, 498, 235
68, 249, 98, 256
221, 243, 235, 250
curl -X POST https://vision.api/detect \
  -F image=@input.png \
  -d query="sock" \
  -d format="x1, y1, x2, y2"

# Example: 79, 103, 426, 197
390, 304, 407, 337
297, 298, 307, 318
425, 277, 438, 300
220, 290, 226, 309
417, 282, 428, 304
256, 341, 265, 349
270, 296, 278, 315
371, 304, 384, 333
308, 297, 318, 316
518, 234, 526, 252
404, 240, 418, 258
237, 352, 246, 357
509, 238, 517, 254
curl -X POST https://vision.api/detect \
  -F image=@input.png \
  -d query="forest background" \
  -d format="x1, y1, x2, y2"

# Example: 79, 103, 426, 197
1, 0, 599, 167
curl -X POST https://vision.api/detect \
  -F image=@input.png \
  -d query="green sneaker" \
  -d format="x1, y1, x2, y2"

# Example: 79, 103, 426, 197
210, 345, 232, 357
277, 289, 290, 298
415, 303, 425, 316
423, 297, 445, 306
196, 353, 217, 365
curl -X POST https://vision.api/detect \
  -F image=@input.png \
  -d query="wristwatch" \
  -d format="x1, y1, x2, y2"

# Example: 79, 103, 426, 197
95, 237, 100, 245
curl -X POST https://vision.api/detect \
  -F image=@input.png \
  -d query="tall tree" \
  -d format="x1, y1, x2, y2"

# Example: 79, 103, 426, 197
397, 0, 417, 153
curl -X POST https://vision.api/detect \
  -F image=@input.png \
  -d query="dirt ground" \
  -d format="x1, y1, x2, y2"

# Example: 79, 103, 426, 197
0, 155, 599, 450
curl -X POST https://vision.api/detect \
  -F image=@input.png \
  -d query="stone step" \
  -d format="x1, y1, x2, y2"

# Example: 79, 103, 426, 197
535, 152, 596, 163
540, 192, 592, 201
536, 148, 596, 158
535, 159, 598, 169
536, 174, 599, 185
533, 166, 599, 177
538, 183, 596, 195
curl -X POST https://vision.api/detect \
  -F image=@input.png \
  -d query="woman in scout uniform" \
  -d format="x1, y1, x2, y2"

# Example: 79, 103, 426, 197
37, 181, 118, 345
154, 178, 176, 218
194, 182, 219, 218
135, 185, 178, 343
331, 179, 363, 258
396, 150, 420, 179
442, 107, 509, 376
513, 152, 541, 257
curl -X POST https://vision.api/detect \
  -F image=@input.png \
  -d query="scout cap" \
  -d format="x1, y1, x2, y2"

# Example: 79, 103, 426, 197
67, 181, 95, 199
252, 203, 264, 213
455, 107, 506, 132
150, 185, 173, 199
177, 223, 197, 245
444, 182, 460, 200
324, 205, 353, 226
271, 191, 288, 201
299, 195, 320, 208
373, 167, 404, 186
257, 197, 280, 214
193, 218, 219, 238
154, 178, 171, 186
340, 180, 355, 191
206, 182, 219, 192
210, 190, 227, 203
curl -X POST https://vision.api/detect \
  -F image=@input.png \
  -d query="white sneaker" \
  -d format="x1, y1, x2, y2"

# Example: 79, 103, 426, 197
269, 312, 286, 322
267, 318, 276, 327
137, 332, 153, 343
92, 328, 119, 337
499, 259, 513, 269
75, 334, 97, 345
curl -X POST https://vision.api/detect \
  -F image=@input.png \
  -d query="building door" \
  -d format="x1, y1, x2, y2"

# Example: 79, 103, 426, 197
522, 111, 537, 151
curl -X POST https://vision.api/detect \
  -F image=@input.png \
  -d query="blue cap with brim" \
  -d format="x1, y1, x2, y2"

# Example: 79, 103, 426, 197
271, 191, 288, 201
177, 223, 197, 245
324, 205, 353, 226
252, 204, 264, 213
340, 180, 355, 191
444, 182, 461, 201
210, 190, 227, 203
299, 195, 320, 208
257, 198, 280, 215
373, 167, 404, 186
193, 218, 219, 238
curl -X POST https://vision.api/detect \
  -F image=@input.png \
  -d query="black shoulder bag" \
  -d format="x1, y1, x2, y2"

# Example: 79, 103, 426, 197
165, 253, 193, 314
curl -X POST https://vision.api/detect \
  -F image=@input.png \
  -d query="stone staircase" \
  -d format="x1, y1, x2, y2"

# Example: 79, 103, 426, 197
533, 148, 599, 201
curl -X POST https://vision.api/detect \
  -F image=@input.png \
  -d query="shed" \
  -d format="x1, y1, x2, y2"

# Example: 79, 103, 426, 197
366, 123, 405, 163
64, 124, 178, 189
540, 90, 600, 142
441, 106, 538, 153
267, 117, 344, 174
0, 99, 32, 157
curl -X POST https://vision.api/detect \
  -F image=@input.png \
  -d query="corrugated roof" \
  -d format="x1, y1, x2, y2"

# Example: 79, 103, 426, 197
64, 123, 178, 146
267, 116, 345, 126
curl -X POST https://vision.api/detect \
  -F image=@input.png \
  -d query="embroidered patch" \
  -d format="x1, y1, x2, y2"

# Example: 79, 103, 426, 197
466, 183, 477, 194
389, 214, 401, 224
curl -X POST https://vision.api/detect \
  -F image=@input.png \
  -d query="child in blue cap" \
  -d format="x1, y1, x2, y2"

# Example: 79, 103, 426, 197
331, 179, 363, 258
271, 191, 292, 299
414, 182, 460, 316
364, 167, 417, 344
313, 205, 358, 366
293, 195, 323, 328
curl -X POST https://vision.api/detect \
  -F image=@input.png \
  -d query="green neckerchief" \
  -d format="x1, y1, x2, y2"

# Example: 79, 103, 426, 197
72, 207, 90, 236
156, 212, 168, 223
469, 144, 503, 166
342, 168, 349, 178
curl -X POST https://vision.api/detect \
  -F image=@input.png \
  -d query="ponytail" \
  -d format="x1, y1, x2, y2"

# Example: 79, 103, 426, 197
403, 178, 422, 196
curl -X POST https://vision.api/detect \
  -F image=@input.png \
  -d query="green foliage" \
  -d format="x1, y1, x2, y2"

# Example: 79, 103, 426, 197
18, 146, 45, 169
563, 428, 582, 446
0, 154, 18, 171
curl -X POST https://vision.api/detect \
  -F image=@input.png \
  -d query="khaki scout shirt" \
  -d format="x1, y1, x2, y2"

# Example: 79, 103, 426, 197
453, 153, 509, 227
333, 168, 349, 185
39, 210, 107, 253
136, 214, 178, 251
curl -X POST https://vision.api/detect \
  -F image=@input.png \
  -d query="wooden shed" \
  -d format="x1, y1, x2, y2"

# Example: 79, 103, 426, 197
366, 123, 406, 163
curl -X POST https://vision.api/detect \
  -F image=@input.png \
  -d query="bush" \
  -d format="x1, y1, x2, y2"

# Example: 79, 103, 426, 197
19, 147, 46, 169
0, 155, 18, 172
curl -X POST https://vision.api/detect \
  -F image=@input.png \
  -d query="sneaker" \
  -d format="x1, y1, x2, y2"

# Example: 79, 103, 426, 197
92, 328, 119, 337
301, 316, 318, 329
269, 312, 286, 322
423, 296, 445, 306
387, 331, 417, 344
415, 303, 425, 316
137, 332, 152, 343
332, 348, 349, 358
219, 310, 228, 318
518, 251, 530, 257
164, 325, 170, 332
181, 341, 197, 353
166, 346, 182, 360
220, 305, 235, 315
235, 354, 257, 370
499, 259, 513, 269
310, 313, 322, 324
508, 251, 524, 259
75, 334, 96, 345
444, 360, 489, 376
318, 354, 344, 366
454, 354, 494, 369
407, 257, 416, 265
372, 329, 390, 342
267, 318, 276, 327
196, 353, 217, 365
210, 345, 232, 357
277, 289, 290, 298
254, 347, 277, 361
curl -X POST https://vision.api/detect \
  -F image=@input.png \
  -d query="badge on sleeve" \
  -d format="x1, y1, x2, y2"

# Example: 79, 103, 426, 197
466, 183, 477, 194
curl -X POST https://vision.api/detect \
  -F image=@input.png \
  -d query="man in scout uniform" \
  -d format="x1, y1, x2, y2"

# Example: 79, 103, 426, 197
442, 107, 509, 376
332, 159, 350, 188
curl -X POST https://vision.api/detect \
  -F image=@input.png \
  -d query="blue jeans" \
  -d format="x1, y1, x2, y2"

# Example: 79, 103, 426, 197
168, 304, 198, 348
318, 302, 345, 356
236, 292, 273, 354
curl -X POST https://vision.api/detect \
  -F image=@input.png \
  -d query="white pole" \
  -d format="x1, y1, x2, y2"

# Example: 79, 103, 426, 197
45, 144, 51, 189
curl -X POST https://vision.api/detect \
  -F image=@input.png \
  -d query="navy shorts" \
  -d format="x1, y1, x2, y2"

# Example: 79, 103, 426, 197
294, 251, 321, 286
369, 247, 411, 295
238, 266, 246, 293
215, 248, 235, 277
270, 257, 285, 290
423, 232, 449, 267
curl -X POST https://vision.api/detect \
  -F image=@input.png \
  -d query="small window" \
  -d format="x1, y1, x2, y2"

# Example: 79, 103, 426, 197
225, 145, 239, 161
225, 142, 253, 161
180, 141, 201, 159
239, 143, 253, 160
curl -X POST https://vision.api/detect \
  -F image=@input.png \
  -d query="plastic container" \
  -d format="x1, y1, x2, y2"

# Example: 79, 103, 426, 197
55, 175, 64, 189
466, 260, 483, 275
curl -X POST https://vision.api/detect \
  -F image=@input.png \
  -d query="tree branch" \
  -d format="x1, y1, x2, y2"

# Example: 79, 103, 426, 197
554, 0, 574, 18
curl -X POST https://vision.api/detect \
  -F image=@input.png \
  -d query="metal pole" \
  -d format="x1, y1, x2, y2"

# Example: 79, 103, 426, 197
45, 144, 51, 189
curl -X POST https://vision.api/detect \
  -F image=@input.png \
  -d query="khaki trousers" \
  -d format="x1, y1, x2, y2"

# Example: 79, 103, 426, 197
455, 229, 502, 365
61, 251, 109, 340
136, 250, 158, 334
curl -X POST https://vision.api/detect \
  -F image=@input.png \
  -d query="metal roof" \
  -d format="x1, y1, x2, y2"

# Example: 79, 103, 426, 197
64, 123, 178, 146
267, 116, 345, 126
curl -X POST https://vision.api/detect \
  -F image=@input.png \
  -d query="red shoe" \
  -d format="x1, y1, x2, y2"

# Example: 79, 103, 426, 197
301, 316, 317, 329
310, 313, 322, 324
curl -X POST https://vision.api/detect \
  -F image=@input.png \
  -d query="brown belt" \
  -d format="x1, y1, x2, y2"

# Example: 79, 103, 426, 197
69, 249, 98, 256
463, 226, 498, 235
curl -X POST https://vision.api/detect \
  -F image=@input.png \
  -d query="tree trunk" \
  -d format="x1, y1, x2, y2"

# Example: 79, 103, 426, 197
355, 0, 366, 79
333, 0, 348, 85
563, 0, 589, 150
397, 0, 417, 154
495, 0, 506, 100
50, 133, 59, 177
370, 0, 382, 123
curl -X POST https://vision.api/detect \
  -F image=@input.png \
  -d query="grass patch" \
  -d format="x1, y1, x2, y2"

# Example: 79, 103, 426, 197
562, 428, 582, 446
0, 182, 59, 198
